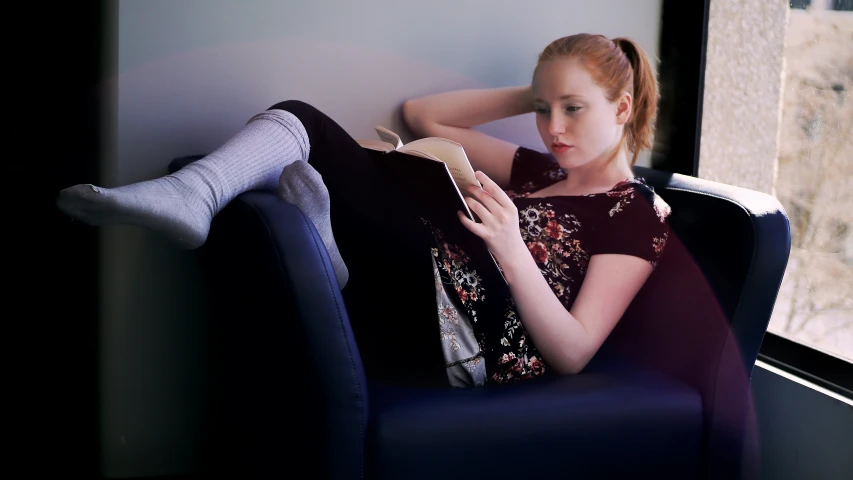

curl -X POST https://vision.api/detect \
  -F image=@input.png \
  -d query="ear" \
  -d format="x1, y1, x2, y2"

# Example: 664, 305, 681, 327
615, 91, 632, 125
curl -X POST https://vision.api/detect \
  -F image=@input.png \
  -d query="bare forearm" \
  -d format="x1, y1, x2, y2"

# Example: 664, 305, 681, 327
403, 86, 534, 135
499, 248, 592, 375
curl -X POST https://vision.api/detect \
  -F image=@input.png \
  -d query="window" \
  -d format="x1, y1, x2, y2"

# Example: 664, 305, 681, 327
833, 0, 852, 11
766, 2, 852, 364
656, 0, 852, 392
789, 0, 853, 11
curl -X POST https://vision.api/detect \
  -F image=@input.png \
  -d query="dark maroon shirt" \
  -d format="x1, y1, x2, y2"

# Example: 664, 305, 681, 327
427, 146, 673, 384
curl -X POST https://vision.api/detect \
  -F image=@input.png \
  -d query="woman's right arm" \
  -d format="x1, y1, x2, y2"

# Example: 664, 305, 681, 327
401, 86, 534, 188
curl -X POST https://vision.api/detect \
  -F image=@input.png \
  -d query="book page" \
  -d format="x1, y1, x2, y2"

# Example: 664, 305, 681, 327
399, 148, 442, 162
440, 162, 477, 223
375, 126, 404, 150
400, 137, 481, 192
355, 138, 396, 152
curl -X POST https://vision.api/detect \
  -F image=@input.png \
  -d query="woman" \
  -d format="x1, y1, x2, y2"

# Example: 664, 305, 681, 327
56, 33, 671, 388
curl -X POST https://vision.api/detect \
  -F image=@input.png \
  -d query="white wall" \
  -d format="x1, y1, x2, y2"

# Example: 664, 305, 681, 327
100, 0, 662, 476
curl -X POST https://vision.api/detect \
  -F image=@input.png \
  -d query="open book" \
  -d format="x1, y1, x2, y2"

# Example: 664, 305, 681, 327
357, 126, 482, 218
356, 126, 507, 286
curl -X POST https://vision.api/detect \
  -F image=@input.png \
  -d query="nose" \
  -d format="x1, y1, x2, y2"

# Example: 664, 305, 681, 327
548, 114, 565, 137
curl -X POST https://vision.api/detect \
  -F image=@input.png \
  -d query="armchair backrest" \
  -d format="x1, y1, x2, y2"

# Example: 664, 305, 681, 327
610, 166, 791, 376
600, 165, 791, 478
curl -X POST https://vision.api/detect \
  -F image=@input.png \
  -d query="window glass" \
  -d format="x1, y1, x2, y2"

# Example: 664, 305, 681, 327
767, 2, 852, 362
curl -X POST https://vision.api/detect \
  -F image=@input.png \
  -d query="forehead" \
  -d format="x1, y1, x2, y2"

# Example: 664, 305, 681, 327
532, 57, 600, 100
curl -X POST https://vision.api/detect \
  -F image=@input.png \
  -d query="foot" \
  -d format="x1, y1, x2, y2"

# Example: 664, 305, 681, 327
277, 161, 349, 289
56, 175, 213, 249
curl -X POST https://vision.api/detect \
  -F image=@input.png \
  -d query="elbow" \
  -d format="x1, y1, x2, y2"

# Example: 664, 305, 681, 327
550, 350, 594, 376
547, 321, 605, 376
552, 361, 584, 377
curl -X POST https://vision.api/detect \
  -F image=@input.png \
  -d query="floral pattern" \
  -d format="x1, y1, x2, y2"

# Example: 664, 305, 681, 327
424, 146, 672, 386
489, 299, 546, 383
422, 219, 488, 324
605, 186, 635, 217
515, 203, 589, 308
433, 254, 486, 387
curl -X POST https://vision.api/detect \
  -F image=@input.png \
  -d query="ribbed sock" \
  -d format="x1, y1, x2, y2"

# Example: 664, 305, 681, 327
56, 109, 310, 249
277, 161, 349, 288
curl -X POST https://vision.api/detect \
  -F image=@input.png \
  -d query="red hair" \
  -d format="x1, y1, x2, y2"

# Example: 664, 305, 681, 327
535, 33, 659, 165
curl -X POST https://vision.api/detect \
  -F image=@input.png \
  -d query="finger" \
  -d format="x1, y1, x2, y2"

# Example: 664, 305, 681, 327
458, 210, 488, 237
465, 196, 494, 225
465, 183, 502, 215
475, 171, 514, 209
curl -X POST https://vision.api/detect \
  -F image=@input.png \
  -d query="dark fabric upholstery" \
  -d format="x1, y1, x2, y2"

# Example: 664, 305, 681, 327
601, 166, 791, 479
366, 363, 703, 479
168, 157, 790, 480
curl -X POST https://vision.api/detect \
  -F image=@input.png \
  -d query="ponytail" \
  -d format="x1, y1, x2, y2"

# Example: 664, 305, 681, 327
612, 37, 659, 165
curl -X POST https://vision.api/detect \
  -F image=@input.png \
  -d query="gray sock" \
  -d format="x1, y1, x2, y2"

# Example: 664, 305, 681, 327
56, 109, 310, 249
277, 161, 349, 289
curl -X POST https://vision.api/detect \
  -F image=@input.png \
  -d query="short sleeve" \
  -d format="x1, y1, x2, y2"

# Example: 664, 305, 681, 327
507, 146, 567, 194
589, 183, 672, 267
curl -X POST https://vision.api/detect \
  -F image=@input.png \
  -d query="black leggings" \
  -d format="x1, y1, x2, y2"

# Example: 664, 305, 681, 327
269, 100, 449, 387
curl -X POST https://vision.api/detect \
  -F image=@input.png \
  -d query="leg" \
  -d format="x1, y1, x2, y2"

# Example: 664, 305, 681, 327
56, 107, 351, 287
266, 100, 375, 187
270, 101, 449, 387
277, 161, 346, 286
56, 109, 310, 249
56, 99, 448, 385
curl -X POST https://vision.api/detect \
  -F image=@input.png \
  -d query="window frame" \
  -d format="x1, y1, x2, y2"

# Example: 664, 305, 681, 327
651, 0, 709, 177
47, 0, 105, 477
758, 333, 853, 397
656, 0, 853, 394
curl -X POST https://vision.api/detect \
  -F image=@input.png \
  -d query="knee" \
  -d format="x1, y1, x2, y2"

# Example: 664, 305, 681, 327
267, 99, 321, 118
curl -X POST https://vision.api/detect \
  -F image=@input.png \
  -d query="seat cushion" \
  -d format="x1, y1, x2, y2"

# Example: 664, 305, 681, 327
366, 364, 703, 479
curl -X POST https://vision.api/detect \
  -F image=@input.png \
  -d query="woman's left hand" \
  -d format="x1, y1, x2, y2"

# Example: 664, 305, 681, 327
458, 171, 528, 264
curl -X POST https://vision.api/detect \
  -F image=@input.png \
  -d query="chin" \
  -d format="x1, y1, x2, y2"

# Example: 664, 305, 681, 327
552, 150, 588, 169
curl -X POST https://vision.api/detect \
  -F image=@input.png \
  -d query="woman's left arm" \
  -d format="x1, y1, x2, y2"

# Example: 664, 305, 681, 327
499, 250, 653, 375
460, 171, 654, 375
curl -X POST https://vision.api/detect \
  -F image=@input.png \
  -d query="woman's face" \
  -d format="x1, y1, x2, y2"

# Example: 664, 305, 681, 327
532, 57, 629, 170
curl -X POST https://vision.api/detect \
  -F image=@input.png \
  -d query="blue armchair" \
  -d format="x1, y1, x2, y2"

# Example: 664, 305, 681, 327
169, 156, 791, 479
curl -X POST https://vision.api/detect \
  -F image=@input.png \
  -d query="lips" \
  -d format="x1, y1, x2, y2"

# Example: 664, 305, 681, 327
552, 142, 572, 153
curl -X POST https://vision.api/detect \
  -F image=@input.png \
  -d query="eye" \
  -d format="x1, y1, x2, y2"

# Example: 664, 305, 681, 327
534, 107, 550, 115
566, 106, 582, 113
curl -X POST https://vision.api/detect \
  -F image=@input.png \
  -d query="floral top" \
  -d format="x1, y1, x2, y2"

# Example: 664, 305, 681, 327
505, 147, 672, 312
426, 146, 672, 385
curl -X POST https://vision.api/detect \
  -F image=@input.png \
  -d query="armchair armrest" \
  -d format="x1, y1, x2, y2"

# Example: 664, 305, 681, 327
170, 156, 369, 479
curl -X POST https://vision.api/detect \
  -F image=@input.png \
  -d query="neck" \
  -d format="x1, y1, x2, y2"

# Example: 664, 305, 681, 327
562, 143, 634, 192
